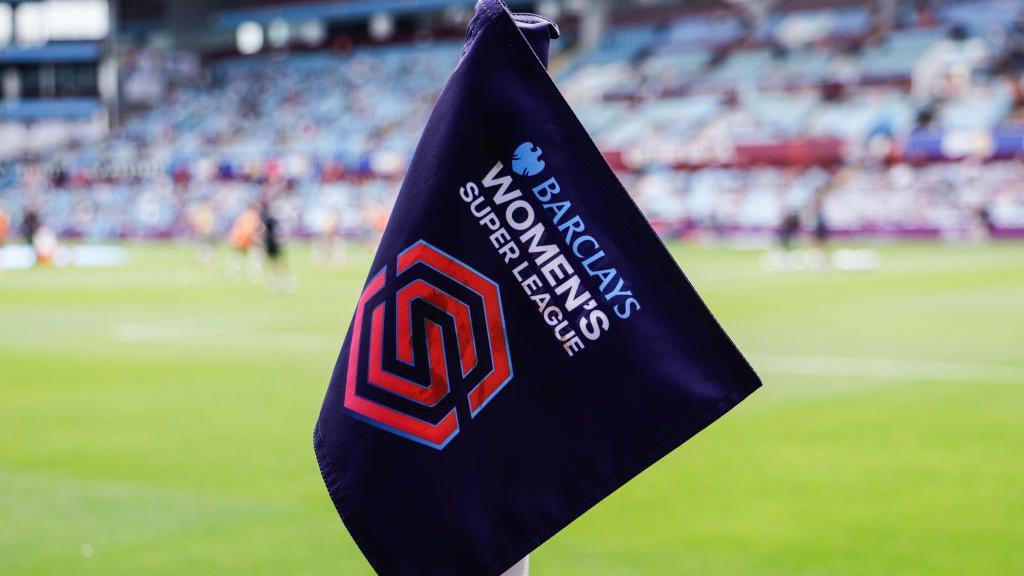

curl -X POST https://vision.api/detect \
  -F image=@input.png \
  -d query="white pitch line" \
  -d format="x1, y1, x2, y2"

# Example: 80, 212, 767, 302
751, 353, 1023, 386
114, 322, 1023, 385
114, 323, 338, 351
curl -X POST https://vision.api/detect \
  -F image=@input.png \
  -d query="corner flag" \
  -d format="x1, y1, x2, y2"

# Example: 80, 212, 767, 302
314, 2, 761, 574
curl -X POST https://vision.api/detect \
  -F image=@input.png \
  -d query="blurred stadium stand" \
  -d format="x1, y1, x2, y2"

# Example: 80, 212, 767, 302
1, 0, 1024, 241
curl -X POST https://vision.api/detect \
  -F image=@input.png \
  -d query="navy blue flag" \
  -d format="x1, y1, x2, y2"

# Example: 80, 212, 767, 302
314, 2, 761, 574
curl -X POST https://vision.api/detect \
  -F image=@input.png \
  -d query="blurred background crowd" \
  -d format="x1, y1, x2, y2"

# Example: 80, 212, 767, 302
1, 0, 1024, 247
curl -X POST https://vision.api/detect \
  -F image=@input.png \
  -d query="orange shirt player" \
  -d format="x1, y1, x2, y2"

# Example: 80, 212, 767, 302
0, 207, 9, 247
229, 206, 260, 253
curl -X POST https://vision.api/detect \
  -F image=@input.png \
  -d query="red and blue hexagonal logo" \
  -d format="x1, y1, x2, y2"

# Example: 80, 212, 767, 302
343, 240, 513, 449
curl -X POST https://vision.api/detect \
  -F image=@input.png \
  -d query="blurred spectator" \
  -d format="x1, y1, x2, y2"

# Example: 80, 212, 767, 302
912, 25, 989, 104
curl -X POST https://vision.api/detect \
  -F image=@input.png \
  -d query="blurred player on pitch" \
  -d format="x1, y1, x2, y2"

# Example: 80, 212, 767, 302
22, 201, 40, 246
0, 204, 8, 271
21, 201, 57, 267
312, 209, 348, 270
0, 205, 9, 248
260, 199, 296, 293
227, 203, 262, 282
190, 202, 218, 266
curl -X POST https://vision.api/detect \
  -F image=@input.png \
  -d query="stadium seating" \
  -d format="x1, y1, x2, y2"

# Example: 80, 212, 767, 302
3, 0, 1024, 240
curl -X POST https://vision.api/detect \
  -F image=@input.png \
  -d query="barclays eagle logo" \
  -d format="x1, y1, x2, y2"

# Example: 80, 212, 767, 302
512, 142, 545, 176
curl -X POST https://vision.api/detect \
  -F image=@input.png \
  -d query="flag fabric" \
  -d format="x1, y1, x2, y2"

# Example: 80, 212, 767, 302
313, 2, 762, 574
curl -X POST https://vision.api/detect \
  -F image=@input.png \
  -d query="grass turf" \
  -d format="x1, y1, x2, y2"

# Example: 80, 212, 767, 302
1, 242, 1021, 575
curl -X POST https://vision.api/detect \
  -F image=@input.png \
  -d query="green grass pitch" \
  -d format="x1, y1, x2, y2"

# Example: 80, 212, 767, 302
1, 242, 1022, 575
